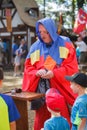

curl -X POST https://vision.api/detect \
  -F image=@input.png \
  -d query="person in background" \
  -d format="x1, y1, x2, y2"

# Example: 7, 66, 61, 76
2, 39, 8, 65
0, 68, 20, 130
22, 17, 78, 130
65, 72, 87, 130
41, 88, 70, 130
19, 39, 28, 75
75, 35, 87, 64
13, 48, 22, 77
76, 46, 80, 64
12, 40, 19, 64
0, 38, 4, 49
0, 38, 4, 66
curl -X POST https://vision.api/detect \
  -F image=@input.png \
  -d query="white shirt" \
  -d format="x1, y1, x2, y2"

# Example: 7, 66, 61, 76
75, 41, 87, 52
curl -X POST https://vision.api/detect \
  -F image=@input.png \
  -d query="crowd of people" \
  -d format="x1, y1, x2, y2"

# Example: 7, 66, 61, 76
0, 17, 87, 130
0, 38, 28, 76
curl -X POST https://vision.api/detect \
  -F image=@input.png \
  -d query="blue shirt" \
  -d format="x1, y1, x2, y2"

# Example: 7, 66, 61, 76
71, 94, 87, 130
3, 42, 8, 52
19, 44, 28, 59
44, 116, 70, 130
12, 43, 19, 56
76, 47, 80, 58
0, 94, 20, 122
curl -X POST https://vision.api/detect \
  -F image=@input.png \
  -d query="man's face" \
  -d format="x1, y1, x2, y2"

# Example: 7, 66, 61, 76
38, 24, 52, 44
21, 39, 25, 45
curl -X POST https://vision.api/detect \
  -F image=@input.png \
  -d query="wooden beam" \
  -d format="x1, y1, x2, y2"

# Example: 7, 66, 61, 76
12, 8, 17, 19
0, 0, 3, 8
0, 25, 35, 32
1, 19, 6, 28
1, 3, 14, 9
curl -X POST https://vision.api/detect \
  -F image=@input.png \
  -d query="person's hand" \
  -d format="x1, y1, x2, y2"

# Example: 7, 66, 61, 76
36, 69, 47, 77
41, 70, 54, 79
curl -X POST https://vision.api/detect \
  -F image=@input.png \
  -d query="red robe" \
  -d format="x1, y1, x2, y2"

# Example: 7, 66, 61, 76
22, 42, 78, 130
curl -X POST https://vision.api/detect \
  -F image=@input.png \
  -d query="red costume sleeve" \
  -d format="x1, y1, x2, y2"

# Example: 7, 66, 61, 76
22, 59, 39, 92
22, 56, 45, 92
51, 42, 78, 105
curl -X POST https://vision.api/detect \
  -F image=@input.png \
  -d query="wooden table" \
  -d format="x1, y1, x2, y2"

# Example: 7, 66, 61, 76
5, 91, 44, 130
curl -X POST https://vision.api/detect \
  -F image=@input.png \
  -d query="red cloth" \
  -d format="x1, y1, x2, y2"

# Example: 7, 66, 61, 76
34, 104, 51, 130
46, 88, 71, 124
73, 8, 87, 34
22, 42, 78, 130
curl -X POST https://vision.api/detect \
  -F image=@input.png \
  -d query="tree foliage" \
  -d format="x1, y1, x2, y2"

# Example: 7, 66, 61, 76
35, 0, 86, 28
77, 0, 85, 9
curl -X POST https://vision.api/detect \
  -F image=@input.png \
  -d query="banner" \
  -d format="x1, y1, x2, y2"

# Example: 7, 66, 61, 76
6, 8, 12, 32
73, 8, 87, 34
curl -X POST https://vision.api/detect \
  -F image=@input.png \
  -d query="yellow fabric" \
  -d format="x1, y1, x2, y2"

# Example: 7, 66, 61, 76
30, 50, 40, 65
59, 47, 69, 59
0, 96, 10, 130
44, 55, 56, 70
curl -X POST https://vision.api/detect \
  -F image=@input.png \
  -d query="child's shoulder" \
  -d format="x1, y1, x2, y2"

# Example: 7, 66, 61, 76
0, 93, 14, 105
75, 94, 87, 104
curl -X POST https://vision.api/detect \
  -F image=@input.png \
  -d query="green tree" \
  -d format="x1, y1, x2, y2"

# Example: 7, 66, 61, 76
35, 0, 86, 29
77, 0, 85, 9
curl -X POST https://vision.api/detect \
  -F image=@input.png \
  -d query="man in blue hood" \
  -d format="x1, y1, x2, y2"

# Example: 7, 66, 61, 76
22, 18, 78, 130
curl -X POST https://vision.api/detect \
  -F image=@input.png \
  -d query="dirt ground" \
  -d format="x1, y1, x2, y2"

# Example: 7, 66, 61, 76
1, 70, 35, 130
0, 71, 22, 93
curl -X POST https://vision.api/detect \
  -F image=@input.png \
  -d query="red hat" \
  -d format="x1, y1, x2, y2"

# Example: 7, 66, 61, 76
46, 88, 65, 112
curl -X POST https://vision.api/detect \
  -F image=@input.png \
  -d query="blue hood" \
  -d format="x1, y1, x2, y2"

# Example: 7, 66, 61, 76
36, 17, 58, 42
27, 18, 69, 65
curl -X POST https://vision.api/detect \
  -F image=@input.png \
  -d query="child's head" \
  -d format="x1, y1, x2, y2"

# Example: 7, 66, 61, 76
65, 72, 87, 94
46, 88, 65, 114
0, 68, 3, 87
